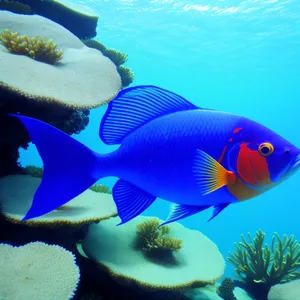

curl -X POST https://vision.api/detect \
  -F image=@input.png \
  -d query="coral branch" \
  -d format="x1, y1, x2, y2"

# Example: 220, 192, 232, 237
0, 29, 63, 64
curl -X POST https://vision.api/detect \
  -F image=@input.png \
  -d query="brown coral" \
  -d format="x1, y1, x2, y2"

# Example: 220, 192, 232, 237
117, 66, 134, 88
6, 0, 99, 39
89, 184, 112, 194
24, 165, 43, 178
217, 278, 237, 300
0, 0, 31, 14
82, 39, 134, 87
82, 39, 128, 66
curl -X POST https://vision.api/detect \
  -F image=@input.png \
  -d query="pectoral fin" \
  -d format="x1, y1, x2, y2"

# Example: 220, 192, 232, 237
193, 149, 236, 195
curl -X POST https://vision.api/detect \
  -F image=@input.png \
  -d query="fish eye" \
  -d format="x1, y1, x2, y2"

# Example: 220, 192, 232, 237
258, 142, 274, 157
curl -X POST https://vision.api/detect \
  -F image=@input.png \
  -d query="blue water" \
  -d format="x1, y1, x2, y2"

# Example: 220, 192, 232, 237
20, 0, 300, 277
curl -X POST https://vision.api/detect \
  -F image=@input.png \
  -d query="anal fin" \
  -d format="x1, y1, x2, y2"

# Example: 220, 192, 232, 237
207, 203, 230, 222
159, 204, 211, 227
113, 179, 156, 225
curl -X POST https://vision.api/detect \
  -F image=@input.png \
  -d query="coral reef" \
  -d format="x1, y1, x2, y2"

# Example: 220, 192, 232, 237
0, 0, 31, 14
0, 11, 121, 109
0, 241, 80, 299
0, 175, 117, 226
228, 230, 300, 299
0, 5, 137, 300
0, 29, 63, 64
0, 94, 90, 177
80, 215, 225, 291
185, 284, 254, 300
0, 0, 99, 39
104, 48, 128, 66
0, 10, 121, 176
83, 39, 134, 87
83, 39, 128, 66
267, 279, 300, 300
118, 65, 135, 88
89, 184, 112, 195
217, 278, 237, 300
136, 218, 182, 259
24, 165, 43, 178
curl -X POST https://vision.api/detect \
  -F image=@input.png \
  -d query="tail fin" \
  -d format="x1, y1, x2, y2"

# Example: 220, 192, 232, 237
9, 114, 100, 220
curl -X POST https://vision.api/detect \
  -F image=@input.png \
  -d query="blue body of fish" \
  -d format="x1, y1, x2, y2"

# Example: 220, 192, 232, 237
10, 85, 300, 225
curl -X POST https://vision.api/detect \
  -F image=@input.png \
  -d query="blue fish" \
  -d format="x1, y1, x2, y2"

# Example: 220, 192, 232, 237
10, 85, 300, 225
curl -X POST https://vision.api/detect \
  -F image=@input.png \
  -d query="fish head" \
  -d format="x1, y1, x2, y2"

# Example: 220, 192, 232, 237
227, 119, 300, 191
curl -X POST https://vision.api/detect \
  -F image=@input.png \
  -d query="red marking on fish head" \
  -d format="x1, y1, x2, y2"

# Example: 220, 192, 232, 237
233, 127, 242, 134
218, 137, 234, 164
236, 143, 271, 187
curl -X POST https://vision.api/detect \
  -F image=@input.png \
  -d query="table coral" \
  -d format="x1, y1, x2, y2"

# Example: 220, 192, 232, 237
23, 165, 112, 194
0, 11, 121, 109
0, 0, 31, 14
0, 175, 117, 226
0, 10, 121, 176
0, 241, 80, 300
267, 279, 300, 300
81, 215, 225, 291
1, 0, 99, 39
227, 230, 300, 299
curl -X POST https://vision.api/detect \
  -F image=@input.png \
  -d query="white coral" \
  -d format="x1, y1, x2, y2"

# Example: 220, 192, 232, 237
0, 175, 117, 226
0, 242, 80, 300
81, 216, 225, 290
0, 11, 121, 109
268, 279, 300, 300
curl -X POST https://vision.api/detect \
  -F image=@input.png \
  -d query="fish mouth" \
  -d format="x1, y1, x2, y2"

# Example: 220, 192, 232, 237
289, 153, 300, 175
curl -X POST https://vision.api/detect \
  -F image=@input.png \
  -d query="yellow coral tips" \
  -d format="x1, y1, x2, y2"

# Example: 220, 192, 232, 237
136, 218, 182, 256
193, 149, 236, 195
0, 29, 63, 64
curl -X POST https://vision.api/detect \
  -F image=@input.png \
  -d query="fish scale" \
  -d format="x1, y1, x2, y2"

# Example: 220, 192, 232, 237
106, 109, 239, 207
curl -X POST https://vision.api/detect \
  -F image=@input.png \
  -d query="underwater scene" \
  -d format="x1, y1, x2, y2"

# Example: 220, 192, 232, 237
0, 0, 300, 299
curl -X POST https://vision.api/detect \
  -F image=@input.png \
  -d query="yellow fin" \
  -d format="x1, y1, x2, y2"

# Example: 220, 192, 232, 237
193, 149, 236, 195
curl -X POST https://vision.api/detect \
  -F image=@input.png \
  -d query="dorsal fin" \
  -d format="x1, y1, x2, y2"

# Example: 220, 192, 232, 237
100, 85, 199, 145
